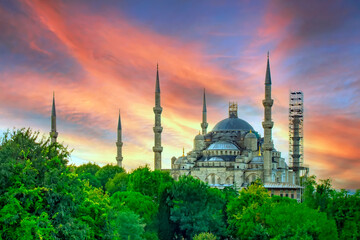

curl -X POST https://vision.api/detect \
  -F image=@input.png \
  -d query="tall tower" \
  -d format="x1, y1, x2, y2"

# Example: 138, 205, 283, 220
262, 52, 274, 183
116, 111, 123, 167
291, 116, 301, 185
153, 64, 163, 170
50, 92, 58, 143
201, 89, 208, 134
289, 91, 304, 166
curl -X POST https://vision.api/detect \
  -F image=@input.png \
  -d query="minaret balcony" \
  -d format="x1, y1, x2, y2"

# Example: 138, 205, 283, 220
153, 146, 163, 153
50, 131, 58, 138
262, 142, 274, 150
153, 106, 163, 114
116, 142, 123, 147
262, 99, 273, 107
262, 121, 274, 128
153, 126, 163, 133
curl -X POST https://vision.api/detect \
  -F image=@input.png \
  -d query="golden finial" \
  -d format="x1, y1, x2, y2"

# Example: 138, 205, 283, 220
258, 146, 261, 156
182, 147, 185, 157
199, 130, 200, 135
249, 129, 252, 133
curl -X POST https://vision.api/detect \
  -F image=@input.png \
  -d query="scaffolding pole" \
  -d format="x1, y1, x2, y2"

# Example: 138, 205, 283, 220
289, 91, 304, 167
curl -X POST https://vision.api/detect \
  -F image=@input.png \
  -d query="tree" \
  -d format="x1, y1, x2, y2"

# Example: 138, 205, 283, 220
127, 166, 173, 201
105, 209, 145, 240
75, 162, 102, 188
95, 164, 125, 189
227, 181, 338, 239
327, 190, 360, 239
160, 175, 227, 239
75, 162, 100, 176
193, 232, 217, 240
0, 129, 117, 239
105, 172, 128, 195
227, 180, 271, 238
110, 191, 158, 225
303, 176, 360, 239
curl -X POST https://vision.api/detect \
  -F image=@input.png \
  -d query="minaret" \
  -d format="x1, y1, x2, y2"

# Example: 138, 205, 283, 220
201, 89, 208, 134
153, 64, 163, 170
262, 52, 274, 183
292, 116, 301, 185
116, 110, 123, 167
50, 92, 58, 143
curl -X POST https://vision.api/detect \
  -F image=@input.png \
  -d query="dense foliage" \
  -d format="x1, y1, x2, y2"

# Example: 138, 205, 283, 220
0, 129, 359, 239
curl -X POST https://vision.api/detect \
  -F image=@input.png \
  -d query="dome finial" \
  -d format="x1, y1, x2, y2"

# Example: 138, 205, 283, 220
229, 101, 238, 118
258, 146, 261, 156
250, 129, 252, 133
182, 147, 185, 157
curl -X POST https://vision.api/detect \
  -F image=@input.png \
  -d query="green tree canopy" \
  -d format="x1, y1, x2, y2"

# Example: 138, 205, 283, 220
110, 191, 158, 225
127, 166, 173, 201
193, 232, 217, 240
105, 172, 128, 195
159, 175, 227, 239
95, 164, 125, 189
227, 181, 338, 239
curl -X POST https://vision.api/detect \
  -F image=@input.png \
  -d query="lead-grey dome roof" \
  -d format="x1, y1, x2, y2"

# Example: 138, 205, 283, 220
208, 157, 224, 161
207, 141, 239, 150
212, 117, 254, 132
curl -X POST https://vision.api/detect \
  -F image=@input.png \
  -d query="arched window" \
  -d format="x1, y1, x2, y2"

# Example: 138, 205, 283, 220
211, 174, 215, 184
272, 174, 276, 182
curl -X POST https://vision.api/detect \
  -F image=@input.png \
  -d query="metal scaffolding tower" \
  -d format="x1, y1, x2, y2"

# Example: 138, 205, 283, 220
289, 91, 304, 167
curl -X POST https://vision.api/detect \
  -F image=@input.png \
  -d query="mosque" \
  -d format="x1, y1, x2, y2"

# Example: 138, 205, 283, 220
168, 54, 306, 201
49, 54, 307, 201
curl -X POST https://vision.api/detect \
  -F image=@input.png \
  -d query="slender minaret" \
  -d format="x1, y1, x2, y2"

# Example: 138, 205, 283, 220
153, 64, 163, 170
116, 110, 123, 167
50, 92, 58, 143
262, 52, 274, 183
201, 89, 208, 134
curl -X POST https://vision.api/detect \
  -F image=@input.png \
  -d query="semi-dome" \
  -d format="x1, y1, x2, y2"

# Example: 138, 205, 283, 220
212, 117, 254, 132
208, 157, 224, 161
207, 141, 239, 150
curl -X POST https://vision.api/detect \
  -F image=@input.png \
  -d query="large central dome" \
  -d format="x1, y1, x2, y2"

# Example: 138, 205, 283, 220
212, 117, 254, 132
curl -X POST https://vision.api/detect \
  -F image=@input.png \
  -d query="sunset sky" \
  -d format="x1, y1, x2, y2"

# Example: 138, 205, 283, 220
0, 0, 359, 189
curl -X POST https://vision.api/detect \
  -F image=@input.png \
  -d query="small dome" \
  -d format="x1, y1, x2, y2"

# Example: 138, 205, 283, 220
250, 156, 263, 164
212, 117, 254, 132
208, 157, 224, 161
195, 134, 204, 140
245, 132, 257, 139
207, 141, 239, 150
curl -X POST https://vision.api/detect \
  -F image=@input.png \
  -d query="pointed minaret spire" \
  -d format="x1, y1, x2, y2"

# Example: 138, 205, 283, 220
262, 52, 274, 183
155, 63, 160, 93
116, 110, 123, 167
265, 51, 271, 85
201, 89, 208, 134
153, 64, 163, 170
50, 92, 58, 143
